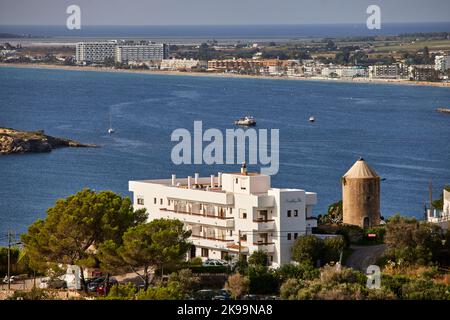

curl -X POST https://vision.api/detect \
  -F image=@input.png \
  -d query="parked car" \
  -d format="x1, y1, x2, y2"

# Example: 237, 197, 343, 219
87, 277, 118, 294
212, 289, 231, 300
86, 277, 106, 292
203, 259, 228, 267
194, 289, 217, 300
96, 278, 118, 295
39, 277, 67, 289
3, 275, 15, 284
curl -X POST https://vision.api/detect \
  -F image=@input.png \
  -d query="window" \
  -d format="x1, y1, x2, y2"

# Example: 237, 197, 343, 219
160, 198, 163, 205
154, 198, 157, 204
229, 230, 233, 236
287, 233, 292, 240
239, 209, 247, 219
240, 178, 246, 190
287, 210, 292, 217
294, 233, 298, 240
240, 234, 247, 242
294, 210, 298, 217
235, 178, 239, 184
201, 248, 209, 257
137, 197, 144, 205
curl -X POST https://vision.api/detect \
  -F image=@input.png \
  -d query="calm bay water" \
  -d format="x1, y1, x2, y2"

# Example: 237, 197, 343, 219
0, 66, 449, 241
1, 23, 450, 42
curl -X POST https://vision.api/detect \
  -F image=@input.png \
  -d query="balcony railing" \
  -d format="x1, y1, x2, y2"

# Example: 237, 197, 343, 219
161, 208, 233, 220
253, 219, 275, 231
253, 242, 275, 246
253, 242, 275, 253
253, 219, 274, 223
191, 234, 234, 242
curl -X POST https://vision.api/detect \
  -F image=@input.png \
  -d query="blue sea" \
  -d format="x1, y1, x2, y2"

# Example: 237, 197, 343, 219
1, 23, 450, 41
0, 66, 450, 242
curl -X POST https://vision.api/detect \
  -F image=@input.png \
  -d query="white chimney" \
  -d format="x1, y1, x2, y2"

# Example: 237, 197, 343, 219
194, 173, 199, 184
210, 174, 215, 188
187, 176, 192, 189
171, 174, 176, 186
218, 172, 222, 186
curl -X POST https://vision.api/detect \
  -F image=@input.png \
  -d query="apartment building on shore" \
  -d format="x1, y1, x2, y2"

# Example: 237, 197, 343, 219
115, 42, 169, 63
75, 41, 117, 63
75, 40, 169, 64
368, 63, 408, 79
129, 164, 317, 267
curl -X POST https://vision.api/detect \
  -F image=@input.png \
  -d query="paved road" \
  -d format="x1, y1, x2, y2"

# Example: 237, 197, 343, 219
345, 244, 387, 271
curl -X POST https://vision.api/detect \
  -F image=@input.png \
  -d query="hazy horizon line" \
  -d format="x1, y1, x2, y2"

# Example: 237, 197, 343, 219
1, 21, 450, 27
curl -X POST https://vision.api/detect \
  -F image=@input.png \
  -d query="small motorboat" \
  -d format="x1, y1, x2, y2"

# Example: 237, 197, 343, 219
309, 116, 315, 122
108, 111, 115, 134
234, 116, 256, 126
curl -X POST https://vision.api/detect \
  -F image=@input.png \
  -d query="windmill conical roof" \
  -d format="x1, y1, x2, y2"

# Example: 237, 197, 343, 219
343, 158, 379, 178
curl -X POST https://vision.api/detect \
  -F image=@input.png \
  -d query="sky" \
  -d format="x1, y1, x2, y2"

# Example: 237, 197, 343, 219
0, 0, 450, 26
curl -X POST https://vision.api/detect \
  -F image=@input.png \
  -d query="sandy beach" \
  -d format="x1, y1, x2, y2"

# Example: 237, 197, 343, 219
1, 63, 449, 88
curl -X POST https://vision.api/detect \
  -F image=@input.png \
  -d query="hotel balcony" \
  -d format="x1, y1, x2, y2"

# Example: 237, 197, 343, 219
159, 208, 234, 228
252, 242, 275, 253
190, 234, 234, 251
253, 219, 276, 231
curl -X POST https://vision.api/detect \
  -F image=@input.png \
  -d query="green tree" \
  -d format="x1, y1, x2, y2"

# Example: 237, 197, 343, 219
248, 250, 268, 267
291, 235, 325, 266
247, 266, 279, 294
323, 236, 345, 264
318, 200, 343, 225
21, 189, 147, 291
103, 219, 191, 290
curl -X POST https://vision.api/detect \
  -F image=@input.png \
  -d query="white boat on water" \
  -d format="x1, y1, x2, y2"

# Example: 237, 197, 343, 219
309, 116, 315, 122
234, 116, 256, 126
108, 111, 115, 134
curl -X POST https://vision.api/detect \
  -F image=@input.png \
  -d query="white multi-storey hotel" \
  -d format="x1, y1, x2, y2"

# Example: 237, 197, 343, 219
75, 41, 117, 63
129, 165, 317, 267
75, 41, 169, 64
115, 43, 169, 63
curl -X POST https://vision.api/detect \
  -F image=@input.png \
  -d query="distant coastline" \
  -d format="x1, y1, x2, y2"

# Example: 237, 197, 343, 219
1, 63, 449, 88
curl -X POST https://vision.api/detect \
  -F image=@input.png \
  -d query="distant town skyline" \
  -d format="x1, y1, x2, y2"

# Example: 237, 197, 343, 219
1, 0, 450, 26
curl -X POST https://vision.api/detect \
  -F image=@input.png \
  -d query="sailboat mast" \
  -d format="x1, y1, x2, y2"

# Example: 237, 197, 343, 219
429, 179, 433, 215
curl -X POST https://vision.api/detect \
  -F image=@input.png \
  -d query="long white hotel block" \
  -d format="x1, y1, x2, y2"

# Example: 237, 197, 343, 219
129, 166, 317, 267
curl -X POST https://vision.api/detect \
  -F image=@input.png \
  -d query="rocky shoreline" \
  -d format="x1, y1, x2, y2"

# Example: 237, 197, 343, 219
0, 127, 97, 155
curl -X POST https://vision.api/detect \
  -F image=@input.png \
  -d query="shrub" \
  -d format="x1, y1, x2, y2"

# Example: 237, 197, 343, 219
276, 263, 320, 283
103, 283, 136, 300
8, 287, 54, 300
168, 269, 200, 297
320, 265, 366, 286
136, 283, 183, 300
225, 273, 250, 299
189, 257, 203, 266
189, 265, 229, 274
279, 278, 306, 300
401, 279, 450, 300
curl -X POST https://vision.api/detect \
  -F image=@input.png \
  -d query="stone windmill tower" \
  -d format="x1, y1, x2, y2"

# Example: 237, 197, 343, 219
342, 158, 381, 228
